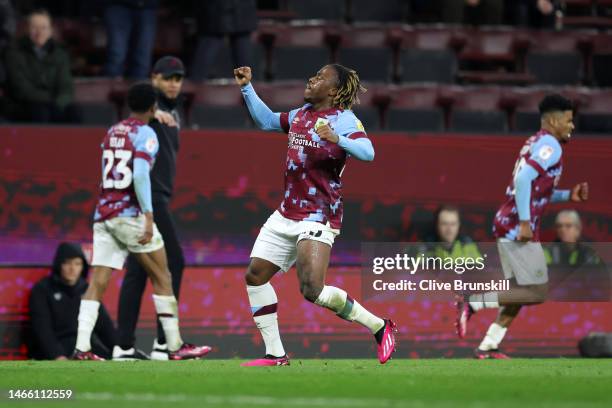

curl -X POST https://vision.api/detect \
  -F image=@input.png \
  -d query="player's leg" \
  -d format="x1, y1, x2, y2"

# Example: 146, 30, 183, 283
74, 265, 113, 358
151, 200, 185, 352
456, 240, 548, 338
74, 221, 126, 360
114, 254, 149, 359
243, 257, 285, 364
469, 281, 548, 310
132, 248, 178, 344
475, 304, 522, 359
103, 4, 132, 77
116, 215, 208, 359
242, 212, 293, 366
126, 7, 156, 79
295, 238, 396, 364
131, 247, 211, 359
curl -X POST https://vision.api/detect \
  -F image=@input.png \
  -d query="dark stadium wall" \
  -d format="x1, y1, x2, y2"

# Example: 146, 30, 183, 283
1, 127, 611, 266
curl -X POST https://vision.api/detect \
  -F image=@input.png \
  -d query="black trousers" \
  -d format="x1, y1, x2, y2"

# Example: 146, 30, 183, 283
117, 198, 185, 349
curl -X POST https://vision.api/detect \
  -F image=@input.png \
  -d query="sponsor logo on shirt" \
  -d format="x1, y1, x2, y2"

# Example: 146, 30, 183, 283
289, 132, 321, 149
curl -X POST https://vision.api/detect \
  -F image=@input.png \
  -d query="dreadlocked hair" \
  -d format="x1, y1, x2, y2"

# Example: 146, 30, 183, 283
329, 64, 366, 110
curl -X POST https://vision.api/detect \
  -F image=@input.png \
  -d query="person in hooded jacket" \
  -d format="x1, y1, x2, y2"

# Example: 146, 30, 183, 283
28, 242, 116, 360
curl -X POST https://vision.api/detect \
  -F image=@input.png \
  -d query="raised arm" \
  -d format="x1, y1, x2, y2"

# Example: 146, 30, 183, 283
234, 66, 282, 131
316, 113, 375, 162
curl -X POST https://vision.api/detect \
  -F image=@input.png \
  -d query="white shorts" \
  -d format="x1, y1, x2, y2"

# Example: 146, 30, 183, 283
92, 215, 164, 270
250, 211, 339, 272
497, 238, 548, 285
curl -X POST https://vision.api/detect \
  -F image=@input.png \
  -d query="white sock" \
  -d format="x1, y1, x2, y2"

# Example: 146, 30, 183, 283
315, 286, 385, 334
152, 294, 183, 352
247, 283, 285, 357
76, 300, 100, 352
469, 292, 499, 312
478, 323, 508, 351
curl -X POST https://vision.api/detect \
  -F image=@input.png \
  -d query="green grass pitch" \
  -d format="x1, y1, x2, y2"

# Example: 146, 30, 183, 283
1, 359, 611, 408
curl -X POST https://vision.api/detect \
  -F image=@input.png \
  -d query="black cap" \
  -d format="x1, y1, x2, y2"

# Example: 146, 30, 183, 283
152, 56, 185, 78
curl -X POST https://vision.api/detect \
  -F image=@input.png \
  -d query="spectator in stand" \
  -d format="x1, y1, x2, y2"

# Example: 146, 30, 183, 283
427, 205, 482, 259
439, 0, 504, 25
191, 0, 257, 81
4, 9, 81, 123
544, 210, 601, 266
104, 0, 159, 79
29, 243, 116, 360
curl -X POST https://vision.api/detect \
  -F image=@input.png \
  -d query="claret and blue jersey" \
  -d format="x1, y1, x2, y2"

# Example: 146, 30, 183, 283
241, 83, 374, 231
94, 118, 159, 222
493, 130, 569, 241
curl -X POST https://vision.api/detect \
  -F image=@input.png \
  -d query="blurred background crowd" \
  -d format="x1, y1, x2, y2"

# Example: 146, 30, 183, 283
0, 0, 610, 132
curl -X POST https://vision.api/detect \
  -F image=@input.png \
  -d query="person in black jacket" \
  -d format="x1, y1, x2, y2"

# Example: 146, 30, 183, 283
113, 56, 186, 360
4, 9, 80, 123
29, 242, 116, 360
191, 0, 257, 81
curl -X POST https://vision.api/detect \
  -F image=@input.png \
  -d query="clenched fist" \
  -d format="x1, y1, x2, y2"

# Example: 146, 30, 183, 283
570, 182, 589, 202
234, 66, 252, 86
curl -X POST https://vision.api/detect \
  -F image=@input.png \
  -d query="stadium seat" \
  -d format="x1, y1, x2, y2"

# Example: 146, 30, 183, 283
203, 42, 264, 80
73, 79, 118, 126
287, 0, 345, 20
191, 84, 251, 129
266, 24, 333, 80
336, 25, 395, 82
257, 81, 306, 112
351, 82, 387, 130
399, 49, 457, 84
398, 27, 459, 84
337, 47, 393, 82
386, 85, 444, 132
349, 0, 406, 22
447, 87, 508, 133
457, 28, 519, 65
509, 87, 554, 133
576, 89, 612, 134
454, 28, 533, 85
525, 31, 587, 85
591, 32, 612, 87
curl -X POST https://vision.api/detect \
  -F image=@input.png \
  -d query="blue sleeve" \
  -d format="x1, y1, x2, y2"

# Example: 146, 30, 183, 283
551, 189, 570, 203
240, 83, 283, 131
528, 135, 562, 172
334, 111, 374, 161
337, 137, 375, 161
132, 125, 159, 163
133, 158, 153, 213
514, 164, 539, 221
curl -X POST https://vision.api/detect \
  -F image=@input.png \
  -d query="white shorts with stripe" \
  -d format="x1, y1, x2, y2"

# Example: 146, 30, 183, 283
92, 214, 164, 270
250, 211, 339, 273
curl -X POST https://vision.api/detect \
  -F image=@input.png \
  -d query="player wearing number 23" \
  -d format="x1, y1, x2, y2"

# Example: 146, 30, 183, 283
94, 117, 159, 223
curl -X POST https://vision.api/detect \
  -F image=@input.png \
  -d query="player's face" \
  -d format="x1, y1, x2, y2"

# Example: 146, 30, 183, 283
29, 14, 52, 48
555, 110, 574, 143
437, 210, 460, 244
304, 66, 337, 104
556, 214, 581, 243
60, 257, 84, 286
152, 74, 183, 100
